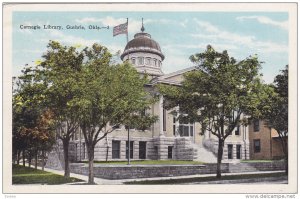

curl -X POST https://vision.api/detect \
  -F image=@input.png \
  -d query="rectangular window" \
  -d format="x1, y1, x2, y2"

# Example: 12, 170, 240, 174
254, 139, 261, 153
254, 119, 260, 132
168, 146, 173, 159
145, 58, 151, 65
235, 125, 240, 135
126, 141, 134, 159
173, 117, 176, 135
190, 126, 194, 137
139, 142, 147, 159
138, 57, 144, 65
236, 144, 241, 159
82, 143, 85, 159
175, 120, 194, 137
228, 144, 233, 159
112, 140, 120, 159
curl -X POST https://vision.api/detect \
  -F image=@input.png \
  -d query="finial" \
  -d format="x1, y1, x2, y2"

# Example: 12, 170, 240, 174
141, 18, 145, 32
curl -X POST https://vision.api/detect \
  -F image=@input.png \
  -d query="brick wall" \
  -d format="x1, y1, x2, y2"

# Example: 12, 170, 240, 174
249, 120, 272, 160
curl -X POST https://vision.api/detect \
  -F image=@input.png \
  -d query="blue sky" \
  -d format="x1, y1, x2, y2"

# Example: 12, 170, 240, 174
13, 12, 288, 83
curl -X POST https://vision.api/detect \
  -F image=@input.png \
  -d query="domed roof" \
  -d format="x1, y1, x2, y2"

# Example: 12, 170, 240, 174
121, 32, 165, 60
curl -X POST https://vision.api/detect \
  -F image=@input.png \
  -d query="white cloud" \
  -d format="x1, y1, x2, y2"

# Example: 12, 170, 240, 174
236, 16, 288, 31
40, 29, 100, 47
162, 55, 193, 74
75, 16, 187, 33
75, 17, 103, 23
191, 18, 288, 54
179, 19, 189, 28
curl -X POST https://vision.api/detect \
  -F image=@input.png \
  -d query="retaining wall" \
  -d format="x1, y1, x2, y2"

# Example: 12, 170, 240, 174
69, 164, 229, 179
69, 161, 285, 180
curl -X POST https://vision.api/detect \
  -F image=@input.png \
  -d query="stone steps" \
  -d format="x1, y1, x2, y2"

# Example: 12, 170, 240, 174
194, 145, 217, 163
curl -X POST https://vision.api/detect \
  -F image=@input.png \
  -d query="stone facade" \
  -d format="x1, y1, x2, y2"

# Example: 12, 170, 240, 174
69, 135, 197, 162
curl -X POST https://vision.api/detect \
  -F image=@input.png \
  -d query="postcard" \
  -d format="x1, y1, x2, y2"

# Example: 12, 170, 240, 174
2, 2, 298, 195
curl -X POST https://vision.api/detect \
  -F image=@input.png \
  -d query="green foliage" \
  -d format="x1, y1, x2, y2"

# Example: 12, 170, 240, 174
69, 44, 157, 147
13, 73, 55, 158
261, 66, 288, 136
159, 45, 265, 139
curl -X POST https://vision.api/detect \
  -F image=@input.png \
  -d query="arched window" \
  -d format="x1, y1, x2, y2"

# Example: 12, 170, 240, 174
153, 59, 157, 67
145, 57, 151, 66
138, 57, 144, 65
131, 58, 136, 65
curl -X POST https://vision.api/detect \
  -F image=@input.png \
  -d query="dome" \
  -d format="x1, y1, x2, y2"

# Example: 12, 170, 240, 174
121, 32, 165, 60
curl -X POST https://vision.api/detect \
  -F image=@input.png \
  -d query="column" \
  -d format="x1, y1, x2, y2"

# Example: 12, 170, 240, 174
159, 95, 164, 137
175, 106, 180, 137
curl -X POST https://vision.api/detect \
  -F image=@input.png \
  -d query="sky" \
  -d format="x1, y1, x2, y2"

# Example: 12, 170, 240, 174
12, 11, 288, 83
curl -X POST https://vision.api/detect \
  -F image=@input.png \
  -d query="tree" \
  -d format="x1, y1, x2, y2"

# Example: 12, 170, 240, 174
261, 66, 288, 174
159, 45, 265, 178
71, 44, 157, 184
32, 41, 83, 178
12, 76, 55, 169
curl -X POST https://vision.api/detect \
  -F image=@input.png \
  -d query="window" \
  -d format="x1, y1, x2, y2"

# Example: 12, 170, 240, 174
138, 57, 144, 65
173, 117, 176, 135
173, 117, 194, 137
126, 141, 134, 159
145, 57, 151, 65
83, 143, 85, 159
228, 144, 233, 159
131, 58, 136, 65
235, 125, 240, 135
139, 142, 147, 159
236, 144, 241, 159
254, 139, 261, 153
112, 140, 120, 159
168, 146, 173, 159
153, 59, 157, 67
253, 119, 260, 132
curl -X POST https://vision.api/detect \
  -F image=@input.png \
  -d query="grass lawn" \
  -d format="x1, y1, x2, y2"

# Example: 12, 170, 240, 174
124, 172, 287, 184
12, 164, 83, 185
79, 160, 205, 165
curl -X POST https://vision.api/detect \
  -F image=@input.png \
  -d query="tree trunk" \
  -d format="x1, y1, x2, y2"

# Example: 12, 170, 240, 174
63, 139, 70, 178
281, 138, 288, 175
17, 150, 21, 165
28, 154, 32, 168
216, 138, 224, 179
88, 145, 95, 184
22, 150, 25, 167
42, 150, 45, 171
35, 150, 38, 170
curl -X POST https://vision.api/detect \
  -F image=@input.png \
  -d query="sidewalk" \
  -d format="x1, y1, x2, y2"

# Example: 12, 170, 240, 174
40, 166, 285, 185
